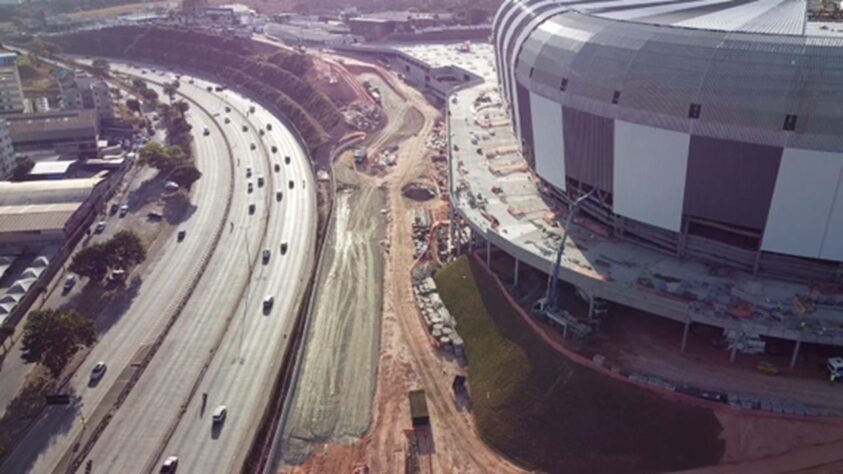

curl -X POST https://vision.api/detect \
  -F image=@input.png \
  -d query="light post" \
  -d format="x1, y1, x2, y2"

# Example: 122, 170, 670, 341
544, 189, 595, 312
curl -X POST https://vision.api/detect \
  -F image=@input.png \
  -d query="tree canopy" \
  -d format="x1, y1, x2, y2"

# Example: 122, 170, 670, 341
139, 142, 187, 172
126, 98, 140, 114
69, 230, 146, 282
140, 87, 158, 102
169, 164, 202, 190
10, 156, 33, 181
21, 309, 96, 378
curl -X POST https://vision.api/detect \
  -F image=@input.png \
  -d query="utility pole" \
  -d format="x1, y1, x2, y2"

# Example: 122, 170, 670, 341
544, 189, 595, 312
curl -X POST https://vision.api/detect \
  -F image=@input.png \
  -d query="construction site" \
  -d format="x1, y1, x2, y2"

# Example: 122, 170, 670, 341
273, 0, 843, 470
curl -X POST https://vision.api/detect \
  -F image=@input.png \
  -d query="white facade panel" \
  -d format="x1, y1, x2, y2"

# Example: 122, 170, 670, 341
530, 91, 566, 192
763, 148, 843, 259
613, 121, 689, 232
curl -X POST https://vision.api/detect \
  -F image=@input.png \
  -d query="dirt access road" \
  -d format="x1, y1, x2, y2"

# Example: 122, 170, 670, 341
284, 58, 524, 472
280, 162, 386, 466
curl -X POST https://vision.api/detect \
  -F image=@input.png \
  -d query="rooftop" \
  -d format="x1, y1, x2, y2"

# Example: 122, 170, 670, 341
0, 175, 104, 206
30, 160, 74, 176
7, 109, 97, 141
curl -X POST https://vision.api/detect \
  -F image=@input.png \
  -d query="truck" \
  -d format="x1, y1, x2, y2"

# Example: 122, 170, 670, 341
828, 357, 843, 381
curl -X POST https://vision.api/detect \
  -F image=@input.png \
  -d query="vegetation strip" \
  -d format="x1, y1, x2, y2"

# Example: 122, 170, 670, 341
434, 256, 725, 474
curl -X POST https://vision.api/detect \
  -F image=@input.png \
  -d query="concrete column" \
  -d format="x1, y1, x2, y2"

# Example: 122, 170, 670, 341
468, 230, 474, 253
485, 239, 491, 267
729, 344, 738, 363
790, 339, 802, 368
680, 319, 691, 353
513, 258, 520, 287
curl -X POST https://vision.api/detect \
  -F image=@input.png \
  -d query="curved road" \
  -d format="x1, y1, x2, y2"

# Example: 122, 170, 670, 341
0, 66, 235, 474
76, 66, 317, 473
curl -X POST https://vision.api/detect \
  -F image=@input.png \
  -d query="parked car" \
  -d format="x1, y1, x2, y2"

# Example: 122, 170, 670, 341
109, 203, 119, 215
95, 221, 106, 233
119, 205, 129, 217
62, 275, 77, 293
177, 229, 186, 241
160, 456, 179, 473
90, 362, 107, 382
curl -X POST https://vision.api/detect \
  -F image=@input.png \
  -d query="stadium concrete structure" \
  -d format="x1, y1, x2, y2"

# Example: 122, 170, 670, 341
493, 0, 843, 284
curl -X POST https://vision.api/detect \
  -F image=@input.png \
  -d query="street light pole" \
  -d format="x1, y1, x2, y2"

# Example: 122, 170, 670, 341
544, 189, 595, 312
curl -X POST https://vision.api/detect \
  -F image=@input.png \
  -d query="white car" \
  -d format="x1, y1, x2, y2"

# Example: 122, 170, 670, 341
95, 221, 106, 233
160, 455, 179, 473
263, 295, 274, 310
119, 205, 129, 217
212, 405, 227, 425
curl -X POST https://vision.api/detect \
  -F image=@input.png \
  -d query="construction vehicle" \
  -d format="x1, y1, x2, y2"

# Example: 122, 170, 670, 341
532, 190, 595, 339
827, 357, 843, 382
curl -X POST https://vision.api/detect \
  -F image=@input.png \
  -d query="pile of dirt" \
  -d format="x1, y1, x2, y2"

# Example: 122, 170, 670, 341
435, 256, 725, 474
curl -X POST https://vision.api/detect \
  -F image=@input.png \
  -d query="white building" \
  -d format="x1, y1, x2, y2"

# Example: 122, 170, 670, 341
0, 53, 25, 115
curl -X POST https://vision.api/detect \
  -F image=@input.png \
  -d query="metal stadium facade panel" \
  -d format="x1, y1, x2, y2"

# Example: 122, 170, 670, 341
494, 0, 843, 280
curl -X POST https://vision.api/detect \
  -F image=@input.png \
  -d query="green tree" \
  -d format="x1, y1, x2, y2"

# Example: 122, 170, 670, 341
139, 143, 187, 171
69, 243, 109, 281
0, 323, 15, 351
163, 82, 176, 103
169, 165, 202, 190
20, 309, 96, 378
131, 78, 146, 90
140, 87, 158, 103
126, 98, 140, 114
104, 230, 146, 269
10, 156, 34, 181
91, 58, 110, 76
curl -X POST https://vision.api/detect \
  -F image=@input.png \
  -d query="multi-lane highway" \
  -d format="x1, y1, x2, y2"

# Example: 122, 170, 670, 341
80, 66, 317, 473
0, 63, 316, 474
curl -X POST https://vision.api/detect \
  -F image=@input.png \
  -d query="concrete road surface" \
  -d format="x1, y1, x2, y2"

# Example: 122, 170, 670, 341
0, 69, 234, 474
75, 66, 316, 474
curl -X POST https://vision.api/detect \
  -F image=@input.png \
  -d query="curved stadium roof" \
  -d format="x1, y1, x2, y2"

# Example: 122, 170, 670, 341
495, 0, 843, 151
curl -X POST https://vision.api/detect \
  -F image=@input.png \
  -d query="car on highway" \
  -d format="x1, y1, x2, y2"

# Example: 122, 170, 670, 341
225, 106, 231, 113
62, 275, 77, 294
95, 221, 106, 233
206, 86, 213, 92
263, 296, 274, 310
249, 203, 255, 214
212, 405, 227, 425
271, 146, 277, 153
160, 456, 179, 473
274, 163, 280, 172
280, 242, 288, 255
119, 204, 129, 217
259, 129, 265, 136
249, 105, 256, 113
262, 249, 271, 263
275, 191, 283, 201
224, 117, 230, 124
289, 180, 295, 190
246, 167, 252, 178
250, 143, 256, 150
247, 182, 253, 193
267, 123, 272, 131
177, 229, 186, 241
90, 362, 107, 382
242, 125, 248, 132
257, 176, 264, 187
203, 128, 210, 136
285, 155, 291, 165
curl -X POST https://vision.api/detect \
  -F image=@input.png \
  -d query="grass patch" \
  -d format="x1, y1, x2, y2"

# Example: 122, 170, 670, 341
435, 256, 725, 473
